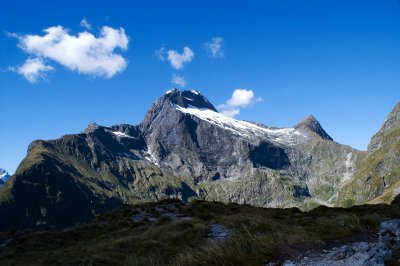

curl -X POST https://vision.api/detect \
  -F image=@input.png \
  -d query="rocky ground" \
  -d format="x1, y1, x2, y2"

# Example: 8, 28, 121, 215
283, 219, 400, 266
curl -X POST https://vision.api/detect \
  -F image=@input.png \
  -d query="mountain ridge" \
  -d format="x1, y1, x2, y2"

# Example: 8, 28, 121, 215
0, 89, 397, 231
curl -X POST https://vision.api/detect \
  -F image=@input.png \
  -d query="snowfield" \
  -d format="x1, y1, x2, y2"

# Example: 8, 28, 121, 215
175, 105, 304, 145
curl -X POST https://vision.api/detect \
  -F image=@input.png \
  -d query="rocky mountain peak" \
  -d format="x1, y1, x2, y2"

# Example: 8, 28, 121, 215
163, 88, 217, 111
368, 101, 400, 152
0, 168, 10, 182
0, 168, 10, 186
82, 122, 101, 134
141, 89, 217, 133
294, 115, 333, 141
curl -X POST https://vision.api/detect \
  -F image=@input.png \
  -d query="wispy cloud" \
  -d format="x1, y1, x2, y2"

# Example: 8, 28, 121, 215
171, 74, 187, 88
154, 45, 165, 61
80, 19, 92, 30
9, 58, 54, 83
218, 89, 262, 117
167, 46, 194, 70
10, 24, 129, 82
204, 37, 224, 58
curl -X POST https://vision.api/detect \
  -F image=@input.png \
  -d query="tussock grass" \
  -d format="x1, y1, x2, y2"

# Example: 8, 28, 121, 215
0, 198, 399, 265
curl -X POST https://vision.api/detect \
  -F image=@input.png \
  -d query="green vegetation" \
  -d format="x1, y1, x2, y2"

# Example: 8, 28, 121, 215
1, 197, 399, 265
310, 183, 334, 202
339, 127, 400, 206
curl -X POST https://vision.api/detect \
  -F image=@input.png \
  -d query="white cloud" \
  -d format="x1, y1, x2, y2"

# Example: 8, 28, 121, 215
9, 58, 54, 83
80, 19, 92, 30
227, 89, 261, 107
204, 37, 224, 58
155, 46, 165, 61
220, 108, 240, 117
167, 46, 194, 69
171, 74, 187, 88
11, 25, 129, 80
218, 89, 262, 117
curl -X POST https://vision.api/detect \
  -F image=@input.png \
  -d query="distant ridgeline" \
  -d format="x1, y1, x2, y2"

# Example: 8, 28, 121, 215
0, 88, 399, 231
0, 169, 10, 187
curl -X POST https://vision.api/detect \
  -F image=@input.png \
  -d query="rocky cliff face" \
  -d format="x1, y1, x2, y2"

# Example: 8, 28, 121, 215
368, 102, 400, 152
141, 89, 293, 182
0, 89, 395, 230
339, 102, 400, 206
0, 122, 196, 231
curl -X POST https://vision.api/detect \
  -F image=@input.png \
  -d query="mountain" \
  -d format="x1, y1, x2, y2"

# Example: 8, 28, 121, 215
339, 102, 400, 206
0, 169, 10, 182
0, 89, 396, 231
0, 169, 10, 187
140, 89, 363, 208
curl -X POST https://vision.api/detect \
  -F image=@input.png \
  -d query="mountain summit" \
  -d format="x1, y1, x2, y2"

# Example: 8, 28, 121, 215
164, 89, 218, 111
295, 115, 333, 141
1, 89, 395, 231
141, 89, 217, 134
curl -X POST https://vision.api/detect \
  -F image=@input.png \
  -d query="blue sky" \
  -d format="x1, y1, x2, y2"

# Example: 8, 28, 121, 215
1, 0, 400, 173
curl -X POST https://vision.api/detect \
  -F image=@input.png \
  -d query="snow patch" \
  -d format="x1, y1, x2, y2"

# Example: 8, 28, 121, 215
165, 89, 175, 95
175, 105, 302, 145
145, 148, 160, 167
191, 90, 200, 95
0, 169, 10, 182
0, 172, 8, 180
111, 131, 133, 138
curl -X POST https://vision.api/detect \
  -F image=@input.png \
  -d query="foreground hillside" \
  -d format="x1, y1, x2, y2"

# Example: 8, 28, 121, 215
1, 198, 400, 265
